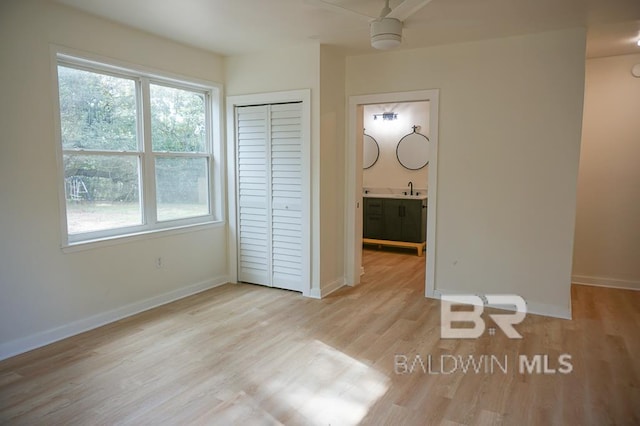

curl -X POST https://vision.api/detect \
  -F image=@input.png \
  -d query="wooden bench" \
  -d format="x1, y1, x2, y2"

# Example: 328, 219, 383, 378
363, 238, 426, 256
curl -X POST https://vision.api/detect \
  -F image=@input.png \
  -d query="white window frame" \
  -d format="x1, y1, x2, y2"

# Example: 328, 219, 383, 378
52, 48, 224, 250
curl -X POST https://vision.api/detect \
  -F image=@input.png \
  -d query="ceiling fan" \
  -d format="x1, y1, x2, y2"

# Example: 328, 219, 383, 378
305, 0, 435, 50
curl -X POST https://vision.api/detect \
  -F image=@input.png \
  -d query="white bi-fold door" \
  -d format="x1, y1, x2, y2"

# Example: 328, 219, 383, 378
235, 102, 306, 293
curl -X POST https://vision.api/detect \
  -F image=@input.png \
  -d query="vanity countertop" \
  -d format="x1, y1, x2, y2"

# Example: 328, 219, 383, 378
363, 193, 427, 201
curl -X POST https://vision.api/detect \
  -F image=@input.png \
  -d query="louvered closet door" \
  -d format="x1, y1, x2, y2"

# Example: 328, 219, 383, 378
236, 105, 270, 286
236, 103, 304, 292
270, 103, 303, 292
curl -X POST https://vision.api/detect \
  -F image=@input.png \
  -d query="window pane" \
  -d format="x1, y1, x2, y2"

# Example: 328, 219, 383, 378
64, 155, 141, 234
155, 157, 209, 221
58, 66, 138, 151
150, 84, 206, 153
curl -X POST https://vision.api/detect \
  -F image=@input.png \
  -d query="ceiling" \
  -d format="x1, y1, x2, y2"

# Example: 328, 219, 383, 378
55, 0, 640, 58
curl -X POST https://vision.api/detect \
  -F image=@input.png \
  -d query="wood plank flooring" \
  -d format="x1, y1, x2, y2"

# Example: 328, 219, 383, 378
1, 248, 638, 425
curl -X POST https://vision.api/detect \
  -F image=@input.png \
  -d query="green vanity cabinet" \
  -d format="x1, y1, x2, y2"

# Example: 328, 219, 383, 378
364, 197, 427, 243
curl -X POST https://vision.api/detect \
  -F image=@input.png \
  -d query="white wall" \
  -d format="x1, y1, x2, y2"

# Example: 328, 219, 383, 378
572, 53, 640, 290
224, 43, 320, 97
347, 28, 586, 317
319, 45, 346, 294
363, 102, 429, 193
0, 0, 228, 359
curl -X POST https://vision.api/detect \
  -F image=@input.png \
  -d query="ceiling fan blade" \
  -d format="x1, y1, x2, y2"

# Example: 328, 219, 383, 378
303, 0, 375, 22
387, 0, 434, 21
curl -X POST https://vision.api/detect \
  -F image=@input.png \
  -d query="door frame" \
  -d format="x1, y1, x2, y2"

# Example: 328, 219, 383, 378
345, 89, 439, 297
226, 89, 312, 296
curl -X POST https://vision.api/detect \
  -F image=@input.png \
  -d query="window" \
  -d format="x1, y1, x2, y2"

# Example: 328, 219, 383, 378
55, 53, 221, 245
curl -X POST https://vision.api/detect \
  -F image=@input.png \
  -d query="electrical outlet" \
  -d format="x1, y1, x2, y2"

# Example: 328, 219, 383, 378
155, 257, 163, 268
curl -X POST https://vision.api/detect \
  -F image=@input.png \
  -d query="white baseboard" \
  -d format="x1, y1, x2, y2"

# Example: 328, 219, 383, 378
0, 276, 230, 362
525, 301, 571, 320
572, 275, 640, 291
307, 277, 346, 299
432, 289, 571, 320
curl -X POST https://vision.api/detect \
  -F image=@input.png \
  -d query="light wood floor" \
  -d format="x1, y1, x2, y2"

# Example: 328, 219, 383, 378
1, 248, 639, 425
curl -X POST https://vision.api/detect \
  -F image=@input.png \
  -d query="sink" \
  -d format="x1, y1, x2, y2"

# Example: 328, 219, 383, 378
400, 194, 428, 200
363, 193, 427, 200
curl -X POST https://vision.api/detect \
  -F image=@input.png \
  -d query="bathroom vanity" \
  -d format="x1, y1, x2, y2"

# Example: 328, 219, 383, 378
363, 194, 427, 256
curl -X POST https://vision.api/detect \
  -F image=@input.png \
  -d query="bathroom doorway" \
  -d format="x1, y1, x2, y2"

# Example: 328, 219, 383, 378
345, 90, 439, 298
361, 101, 429, 273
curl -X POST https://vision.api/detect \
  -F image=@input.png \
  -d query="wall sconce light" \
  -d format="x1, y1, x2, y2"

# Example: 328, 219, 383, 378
373, 112, 398, 121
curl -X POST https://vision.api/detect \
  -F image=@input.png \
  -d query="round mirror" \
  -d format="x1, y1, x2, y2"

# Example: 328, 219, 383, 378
396, 129, 429, 170
363, 133, 379, 169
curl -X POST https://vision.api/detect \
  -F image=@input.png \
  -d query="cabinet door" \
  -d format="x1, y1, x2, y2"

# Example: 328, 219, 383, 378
364, 198, 384, 239
401, 199, 425, 243
236, 105, 270, 286
383, 199, 403, 241
270, 103, 303, 292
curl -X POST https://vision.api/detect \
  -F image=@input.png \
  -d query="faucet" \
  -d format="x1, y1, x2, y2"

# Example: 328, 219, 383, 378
408, 181, 413, 196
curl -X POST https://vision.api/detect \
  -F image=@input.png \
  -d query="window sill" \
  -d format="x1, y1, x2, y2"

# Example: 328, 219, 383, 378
61, 220, 225, 253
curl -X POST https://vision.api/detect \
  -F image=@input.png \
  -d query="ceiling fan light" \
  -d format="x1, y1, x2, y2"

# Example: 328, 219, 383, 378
370, 17, 402, 50
372, 35, 402, 50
